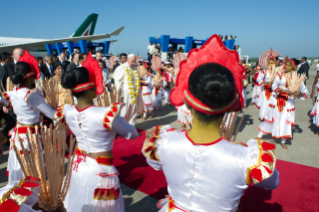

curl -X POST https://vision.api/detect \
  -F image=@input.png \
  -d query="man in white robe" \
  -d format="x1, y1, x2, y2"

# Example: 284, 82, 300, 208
113, 54, 141, 125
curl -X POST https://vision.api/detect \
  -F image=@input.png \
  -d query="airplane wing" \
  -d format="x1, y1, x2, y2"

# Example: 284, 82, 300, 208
0, 27, 124, 52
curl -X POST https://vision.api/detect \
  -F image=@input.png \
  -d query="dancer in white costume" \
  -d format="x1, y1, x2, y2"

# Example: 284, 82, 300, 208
257, 56, 278, 121
113, 54, 141, 125
152, 69, 166, 110
62, 53, 138, 212
163, 61, 174, 105
143, 35, 279, 212
3, 50, 59, 184
258, 57, 308, 149
251, 65, 264, 106
177, 104, 193, 126
310, 73, 319, 135
139, 61, 154, 120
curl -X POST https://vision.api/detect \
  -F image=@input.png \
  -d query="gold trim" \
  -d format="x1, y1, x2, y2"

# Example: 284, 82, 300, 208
0, 178, 25, 204
71, 83, 94, 92
184, 91, 238, 113
245, 139, 262, 184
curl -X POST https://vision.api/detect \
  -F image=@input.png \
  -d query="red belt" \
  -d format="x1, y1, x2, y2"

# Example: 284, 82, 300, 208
16, 125, 41, 134
75, 148, 113, 166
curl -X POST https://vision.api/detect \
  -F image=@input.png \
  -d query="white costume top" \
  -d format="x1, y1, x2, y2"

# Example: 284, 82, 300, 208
62, 103, 138, 153
254, 71, 265, 86
143, 125, 277, 212
4, 87, 56, 125
141, 73, 153, 95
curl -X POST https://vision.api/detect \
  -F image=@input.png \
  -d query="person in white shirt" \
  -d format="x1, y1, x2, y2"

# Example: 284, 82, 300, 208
236, 45, 241, 56
147, 42, 154, 54
316, 62, 319, 74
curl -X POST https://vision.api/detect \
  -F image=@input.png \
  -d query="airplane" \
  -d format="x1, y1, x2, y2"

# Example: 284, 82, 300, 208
0, 13, 124, 57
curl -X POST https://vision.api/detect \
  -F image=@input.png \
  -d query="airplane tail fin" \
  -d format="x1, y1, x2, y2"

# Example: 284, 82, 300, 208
70, 13, 99, 37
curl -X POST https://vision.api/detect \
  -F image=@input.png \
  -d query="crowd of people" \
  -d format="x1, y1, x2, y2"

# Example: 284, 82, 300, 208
0, 33, 316, 212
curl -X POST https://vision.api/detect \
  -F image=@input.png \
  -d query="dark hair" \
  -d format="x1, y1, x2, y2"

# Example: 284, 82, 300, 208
79, 53, 87, 61
188, 63, 235, 123
302, 57, 307, 61
36, 56, 43, 61
11, 62, 31, 84
61, 67, 89, 98
0, 52, 10, 62
52, 61, 63, 76
120, 53, 127, 58
98, 59, 106, 68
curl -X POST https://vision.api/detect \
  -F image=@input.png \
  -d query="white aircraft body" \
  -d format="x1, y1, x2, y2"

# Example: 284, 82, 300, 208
0, 13, 124, 57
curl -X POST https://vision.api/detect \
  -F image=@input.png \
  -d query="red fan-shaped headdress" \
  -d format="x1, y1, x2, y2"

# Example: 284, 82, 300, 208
170, 34, 244, 114
71, 52, 104, 95
284, 56, 296, 70
18, 50, 41, 80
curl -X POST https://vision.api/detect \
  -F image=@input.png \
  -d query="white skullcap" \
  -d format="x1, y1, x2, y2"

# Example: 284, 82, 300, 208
278, 57, 284, 61
128, 54, 135, 58
240, 57, 245, 61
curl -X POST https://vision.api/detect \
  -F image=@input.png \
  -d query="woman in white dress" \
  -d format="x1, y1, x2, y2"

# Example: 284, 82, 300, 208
3, 50, 59, 184
139, 62, 154, 120
142, 35, 279, 212
310, 72, 319, 135
258, 57, 309, 149
61, 53, 138, 212
152, 69, 166, 110
251, 65, 264, 106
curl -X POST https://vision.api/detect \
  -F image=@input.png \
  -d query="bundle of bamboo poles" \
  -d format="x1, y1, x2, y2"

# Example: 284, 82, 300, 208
286, 72, 307, 93
268, 65, 278, 83
93, 84, 122, 107
219, 111, 245, 142
42, 78, 59, 110
10, 125, 77, 212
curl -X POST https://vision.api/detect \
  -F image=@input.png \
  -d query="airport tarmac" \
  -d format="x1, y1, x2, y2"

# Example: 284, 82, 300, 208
0, 64, 318, 212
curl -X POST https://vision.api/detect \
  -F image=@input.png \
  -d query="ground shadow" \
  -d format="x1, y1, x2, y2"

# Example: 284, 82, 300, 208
307, 110, 319, 136
136, 115, 177, 131
240, 186, 283, 212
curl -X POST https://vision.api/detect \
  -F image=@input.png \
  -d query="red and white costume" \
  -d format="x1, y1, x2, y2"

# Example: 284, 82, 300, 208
5, 87, 58, 184
143, 35, 279, 212
65, 53, 138, 212
258, 72, 308, 140
251, 67, 264, 105
177, 105, 193, 125
63, 104, 138, 212
143, 126, 277, 212
140, 73, 154, 115
3, 51, 59, 184
311, 78, 319, 126
241, 65, 248, 107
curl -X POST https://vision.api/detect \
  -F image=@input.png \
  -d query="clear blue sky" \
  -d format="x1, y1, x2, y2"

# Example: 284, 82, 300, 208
2, 0, 318, 58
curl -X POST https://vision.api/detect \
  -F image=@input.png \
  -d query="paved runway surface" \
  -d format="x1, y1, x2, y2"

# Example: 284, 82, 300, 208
0, 64, 318, 211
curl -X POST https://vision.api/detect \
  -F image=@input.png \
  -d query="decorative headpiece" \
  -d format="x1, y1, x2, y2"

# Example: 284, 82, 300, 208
71, 52, 104, 95
284, 56, 296, 70
170, 34, 244, 114
18, 50, 41, 80
259, 49, 281, 70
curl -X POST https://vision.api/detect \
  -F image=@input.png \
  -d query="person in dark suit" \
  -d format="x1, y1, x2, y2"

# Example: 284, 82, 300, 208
40, 55, 53, 79
297, 57, 310, 85
0, 48, 22, 145
66, 53, 79, 72
59, 52, 70, 71
0, 52, 12, 69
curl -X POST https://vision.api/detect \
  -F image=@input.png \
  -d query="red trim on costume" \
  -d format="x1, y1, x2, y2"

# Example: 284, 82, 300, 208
96, 172, 119, 177
257, 126, 272, 135
186, 132, 223, 146
75, 105, 95, 112
71, 82, 95, 93
286, 120, 295, 126
272, 135, 292, 139
95, 156, 114, 166
264, 118, 274, 124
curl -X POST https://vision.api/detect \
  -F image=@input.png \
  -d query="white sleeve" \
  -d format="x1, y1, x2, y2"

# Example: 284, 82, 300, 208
299, 82, 309, 100
113, 65, 125, 90
28, 92, 56, 120
271, 75, 280, 92
142, 125, 172, 170
112, 115, 138, 139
